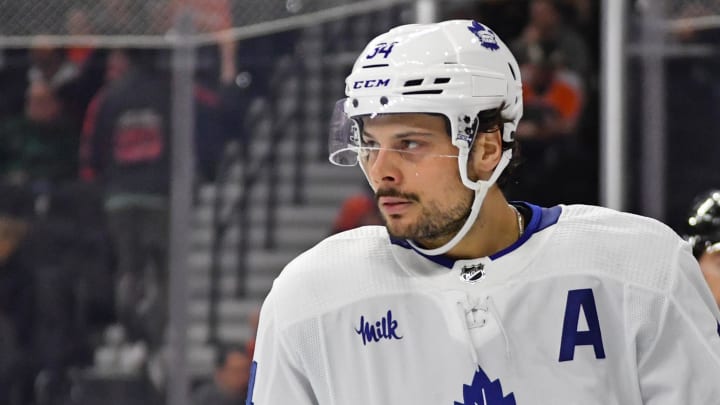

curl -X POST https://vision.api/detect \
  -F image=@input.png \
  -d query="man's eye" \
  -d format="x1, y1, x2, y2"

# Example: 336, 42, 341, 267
401, 140, 420, 150
362, 139, 378, 148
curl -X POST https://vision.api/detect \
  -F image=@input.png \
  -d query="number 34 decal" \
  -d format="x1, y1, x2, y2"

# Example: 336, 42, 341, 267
366, 41, 398, 59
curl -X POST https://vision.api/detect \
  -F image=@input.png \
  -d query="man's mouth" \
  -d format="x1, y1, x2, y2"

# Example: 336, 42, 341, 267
379, 197, 412, 215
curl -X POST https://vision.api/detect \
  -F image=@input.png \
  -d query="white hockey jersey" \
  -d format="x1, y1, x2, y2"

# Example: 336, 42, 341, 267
248, 203, 720, 404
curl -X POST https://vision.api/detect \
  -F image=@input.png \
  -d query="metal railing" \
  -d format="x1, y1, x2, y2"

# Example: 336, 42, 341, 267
205, 56, 306, 343
202, 2, 410, 345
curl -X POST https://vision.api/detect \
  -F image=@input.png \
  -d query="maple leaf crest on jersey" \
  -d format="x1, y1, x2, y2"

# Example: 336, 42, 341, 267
455, 367, 516, 405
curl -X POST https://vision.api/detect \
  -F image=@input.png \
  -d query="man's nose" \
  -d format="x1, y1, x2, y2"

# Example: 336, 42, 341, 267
367, 148, 403, 187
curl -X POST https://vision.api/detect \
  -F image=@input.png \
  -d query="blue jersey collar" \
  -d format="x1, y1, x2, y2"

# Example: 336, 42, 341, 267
389, 203, 562, 269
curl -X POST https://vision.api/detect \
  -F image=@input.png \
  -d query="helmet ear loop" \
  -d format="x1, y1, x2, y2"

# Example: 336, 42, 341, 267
457, 117, 514, 191
502, 121, 516, 144
455, 112, 484, 191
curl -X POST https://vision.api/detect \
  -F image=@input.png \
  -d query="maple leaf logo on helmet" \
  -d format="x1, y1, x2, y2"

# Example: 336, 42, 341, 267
468, 21, 500, 51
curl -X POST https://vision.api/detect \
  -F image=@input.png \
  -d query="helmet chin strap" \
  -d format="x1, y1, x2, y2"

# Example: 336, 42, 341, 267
408, 147, 512, 257
356, 117, 516, 257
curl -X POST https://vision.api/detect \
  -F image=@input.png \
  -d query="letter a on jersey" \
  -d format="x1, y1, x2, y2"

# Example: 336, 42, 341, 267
558, 289, 606, 362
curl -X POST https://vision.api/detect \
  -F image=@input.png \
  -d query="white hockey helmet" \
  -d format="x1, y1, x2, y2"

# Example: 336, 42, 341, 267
329, 20, 523, 255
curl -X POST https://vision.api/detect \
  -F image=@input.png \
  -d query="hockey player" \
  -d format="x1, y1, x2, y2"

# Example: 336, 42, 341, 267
248, 20, 720, 404
686, 190, 720, 308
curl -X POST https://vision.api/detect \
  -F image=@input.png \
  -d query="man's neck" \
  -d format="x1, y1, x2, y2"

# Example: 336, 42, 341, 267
442, 188, 520, 260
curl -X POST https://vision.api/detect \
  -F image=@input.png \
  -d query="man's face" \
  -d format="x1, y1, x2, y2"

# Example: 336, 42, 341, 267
29, 45, 58, 68
25, 82, 61, 124
215, 351, 251, 398
699, 249, 720, 308
361, 113, 473, 246
106, 50, 130, 82
530, 0, 560, 33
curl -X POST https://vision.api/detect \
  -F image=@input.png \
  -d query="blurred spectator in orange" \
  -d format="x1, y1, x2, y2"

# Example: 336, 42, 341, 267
511, 0, 591, 79
516, 45, 584, 140
332, 191, 383, 234
505, 8, 593, 207
192, 343, 250, 405
0, 80, 80, 187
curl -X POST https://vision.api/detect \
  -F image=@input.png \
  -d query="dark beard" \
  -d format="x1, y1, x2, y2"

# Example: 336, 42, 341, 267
376, 187, 473, 243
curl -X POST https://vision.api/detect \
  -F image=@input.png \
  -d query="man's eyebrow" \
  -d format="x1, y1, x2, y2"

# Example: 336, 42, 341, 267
361, 130, 436, 140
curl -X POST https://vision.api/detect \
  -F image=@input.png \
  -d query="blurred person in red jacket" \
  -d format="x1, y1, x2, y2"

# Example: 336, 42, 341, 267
331, 191, 383, 234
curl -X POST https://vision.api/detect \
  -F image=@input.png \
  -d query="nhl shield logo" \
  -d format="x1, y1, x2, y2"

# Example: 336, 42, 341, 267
460, 264, 486, 283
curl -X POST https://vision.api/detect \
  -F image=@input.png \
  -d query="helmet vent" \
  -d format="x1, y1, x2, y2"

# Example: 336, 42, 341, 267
362, 63, 389, 68
402, 90, 443, 95
404, 79, 424, 87
507, 63, 517, 80
434, 77, 451, 84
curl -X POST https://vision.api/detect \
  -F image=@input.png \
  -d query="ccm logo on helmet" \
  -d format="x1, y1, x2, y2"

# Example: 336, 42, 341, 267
353, 79, 391, 89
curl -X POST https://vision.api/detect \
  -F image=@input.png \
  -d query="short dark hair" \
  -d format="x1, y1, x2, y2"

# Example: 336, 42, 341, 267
471, 108, 520, 189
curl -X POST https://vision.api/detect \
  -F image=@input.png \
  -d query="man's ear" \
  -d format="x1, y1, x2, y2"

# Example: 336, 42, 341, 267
468, 130, 503, 181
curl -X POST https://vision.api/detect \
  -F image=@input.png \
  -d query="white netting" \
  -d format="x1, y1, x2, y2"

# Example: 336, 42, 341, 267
665, 0, 720, 30
667, 0, 720, 16
0, 0, 170, 36
0, 0, 414, 47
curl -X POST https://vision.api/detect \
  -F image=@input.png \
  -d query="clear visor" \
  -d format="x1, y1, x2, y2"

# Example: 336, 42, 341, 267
328, 98, 361, 166
328, 98, 458, 168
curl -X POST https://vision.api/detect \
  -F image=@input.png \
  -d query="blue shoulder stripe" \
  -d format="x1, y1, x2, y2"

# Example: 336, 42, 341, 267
489, 203, 561, 260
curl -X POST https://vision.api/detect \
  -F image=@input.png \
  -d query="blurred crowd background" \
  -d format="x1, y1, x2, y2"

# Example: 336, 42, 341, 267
0, 0, 719, 404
